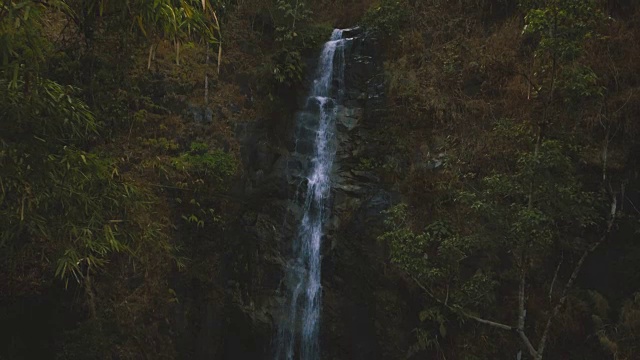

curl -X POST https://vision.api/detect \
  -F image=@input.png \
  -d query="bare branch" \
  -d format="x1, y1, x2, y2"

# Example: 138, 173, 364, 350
626, 195, 640, 216
411, 272, 534, 358
518, 328, 538, 359
548, 251, 563, 303
518, 271, 526, 331
466, 314, 513, 331
410, 275, 513, 330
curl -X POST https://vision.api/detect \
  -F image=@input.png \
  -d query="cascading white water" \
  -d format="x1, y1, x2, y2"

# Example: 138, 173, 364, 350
275, 29, 351, 360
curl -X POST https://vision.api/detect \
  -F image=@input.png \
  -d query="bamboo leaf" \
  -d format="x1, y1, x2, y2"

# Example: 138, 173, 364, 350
439, 323, 447, 337
137, 15, 147, 37
419, 310, 429, 322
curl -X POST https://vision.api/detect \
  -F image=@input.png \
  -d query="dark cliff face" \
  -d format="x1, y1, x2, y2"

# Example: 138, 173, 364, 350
203, 30, 416, 360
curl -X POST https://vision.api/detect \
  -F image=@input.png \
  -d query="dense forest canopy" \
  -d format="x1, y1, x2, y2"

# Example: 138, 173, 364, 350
1, 0, 639, 359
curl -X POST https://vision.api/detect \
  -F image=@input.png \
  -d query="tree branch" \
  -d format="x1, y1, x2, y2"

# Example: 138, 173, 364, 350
535, 195, 618, 359
466, 314, 513, 331
518, 271, 526, 331
518, 328, 538, 359
517, 271, 539, 358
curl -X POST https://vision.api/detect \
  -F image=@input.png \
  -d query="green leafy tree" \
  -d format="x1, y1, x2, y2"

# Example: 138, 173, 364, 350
521, 0, 606, 115
271, 0, 312, 85
381, 120, 618, 359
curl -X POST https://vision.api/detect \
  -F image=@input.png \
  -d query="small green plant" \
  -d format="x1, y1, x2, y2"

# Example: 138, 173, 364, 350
189, 141, 209, 153
356, 157, 379, 171
171, 141, 236, 182
177, 198, 222, 229
142, 137, 180, 152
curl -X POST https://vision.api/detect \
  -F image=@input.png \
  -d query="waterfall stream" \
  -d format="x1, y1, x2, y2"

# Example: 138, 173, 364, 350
275, 29, 351, 360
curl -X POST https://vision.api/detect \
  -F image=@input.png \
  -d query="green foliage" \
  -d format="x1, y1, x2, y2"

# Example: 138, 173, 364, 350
274, 0, 312, 44
269, 0, 330, 86
143, 137, 180, 152
1, 79, 97, 145
178, 197, 222, 229
0, 139, 164, 287
379, 204, 497, 309
0, 1, 69, 86
1, 0, 235, 358
272, 47, 304, 85
380, 121, 603, 357
0, 0, 180, 289
132, 0, 222, 65
301, 23, 335, 49
558, 65, 605, 105
522, 0, 604, 61
373, 0, 639, 357
69, 0, 222, 51
458, 125, 600, 259
171, 141, 236, 183
271, 0, 311, 85
409, 326, 444, 357
361, 0, 409, 37
356, 157, 381, 171
521, 0, 607, 106
590, 292, 640, 360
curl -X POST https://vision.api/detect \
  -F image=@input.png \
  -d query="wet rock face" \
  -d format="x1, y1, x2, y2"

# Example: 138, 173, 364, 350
208, 31, 414, 360
321, 33, 414, 360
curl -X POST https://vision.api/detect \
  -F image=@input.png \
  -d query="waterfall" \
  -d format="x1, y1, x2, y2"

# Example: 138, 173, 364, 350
275, 29, 351, 360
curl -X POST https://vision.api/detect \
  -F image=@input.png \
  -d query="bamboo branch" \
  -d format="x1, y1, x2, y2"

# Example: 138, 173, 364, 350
147, 44, 154, 70
217, 42, 222, 75
205, 42, 209, 105
210, 8, 222, 75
